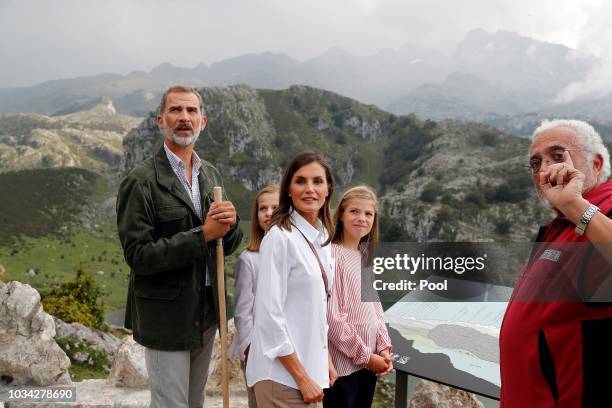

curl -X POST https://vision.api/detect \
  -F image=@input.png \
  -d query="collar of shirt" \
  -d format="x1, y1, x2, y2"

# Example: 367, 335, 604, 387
290, 210, 326, 245
163, 143, 202, 178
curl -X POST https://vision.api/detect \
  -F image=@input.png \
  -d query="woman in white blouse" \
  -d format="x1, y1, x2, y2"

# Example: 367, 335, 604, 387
246, 151, 338, 407
229, 184, 279, 408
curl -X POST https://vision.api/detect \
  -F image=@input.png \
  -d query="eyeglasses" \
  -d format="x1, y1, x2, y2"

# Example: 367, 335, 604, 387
525, 148, 584, 174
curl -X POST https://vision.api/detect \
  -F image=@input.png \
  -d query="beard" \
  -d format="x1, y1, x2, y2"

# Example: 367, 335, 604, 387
163, 123, 201, 147
536, 187, 555, 211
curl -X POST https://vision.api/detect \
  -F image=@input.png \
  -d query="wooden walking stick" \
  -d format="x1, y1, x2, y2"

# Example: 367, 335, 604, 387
213, 186, 230, 408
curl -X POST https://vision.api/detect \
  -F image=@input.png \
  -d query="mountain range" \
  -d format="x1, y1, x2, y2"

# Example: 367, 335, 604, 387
2, 28, 612, 135
3, 82, 601, 309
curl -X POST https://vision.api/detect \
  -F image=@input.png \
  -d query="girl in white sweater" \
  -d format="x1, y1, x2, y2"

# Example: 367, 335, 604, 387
229, 184, 279, 408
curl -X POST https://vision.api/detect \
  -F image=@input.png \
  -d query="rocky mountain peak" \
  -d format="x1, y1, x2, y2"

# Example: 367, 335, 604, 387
453, 28, 592, 91
150, 62, 175, 74
456, 29, 560, 56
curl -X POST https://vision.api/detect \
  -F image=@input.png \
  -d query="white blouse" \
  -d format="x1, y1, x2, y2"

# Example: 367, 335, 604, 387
245, 211, 334, 390
229, 250, 259, 361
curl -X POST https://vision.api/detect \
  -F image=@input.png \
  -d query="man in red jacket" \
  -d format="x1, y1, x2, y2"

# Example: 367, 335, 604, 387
500, 119, 612, 407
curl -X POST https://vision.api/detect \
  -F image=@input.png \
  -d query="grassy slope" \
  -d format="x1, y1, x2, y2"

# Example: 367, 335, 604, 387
0, 228, 128, 309
0, 167, 130, 308
0, 168, 109, 243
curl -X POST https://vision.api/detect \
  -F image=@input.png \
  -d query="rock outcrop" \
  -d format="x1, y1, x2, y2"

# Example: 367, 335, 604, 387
53, 318, 120, 358
54, 318, 120, 358
409, 380, 484, 408
107, 336, 148, 388
0, 281, 71, 386
0, 103, 139, 175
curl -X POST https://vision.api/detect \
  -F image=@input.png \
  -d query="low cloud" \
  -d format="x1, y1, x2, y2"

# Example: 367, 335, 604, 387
554, 1, 612, 102
0, 0, 608, 89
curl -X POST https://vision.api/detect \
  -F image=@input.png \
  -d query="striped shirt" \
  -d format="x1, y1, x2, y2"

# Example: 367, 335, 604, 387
163, 143, 203, 221
327, 243, 392, 377
163, 143, 211, 286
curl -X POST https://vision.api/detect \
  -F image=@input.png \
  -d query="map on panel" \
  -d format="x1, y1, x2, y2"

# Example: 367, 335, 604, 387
384, 280, 512, 399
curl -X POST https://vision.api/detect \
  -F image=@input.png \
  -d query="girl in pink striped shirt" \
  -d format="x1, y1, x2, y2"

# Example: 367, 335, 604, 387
324, 186, 393, 408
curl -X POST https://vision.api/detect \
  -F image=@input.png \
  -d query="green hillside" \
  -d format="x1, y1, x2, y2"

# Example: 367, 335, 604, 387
0, 228, 128, 309
0, 168, 109, 243
0, 167, 129, 308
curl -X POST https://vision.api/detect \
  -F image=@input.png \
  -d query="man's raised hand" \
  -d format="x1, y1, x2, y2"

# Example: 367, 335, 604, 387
539, 150, 585, 212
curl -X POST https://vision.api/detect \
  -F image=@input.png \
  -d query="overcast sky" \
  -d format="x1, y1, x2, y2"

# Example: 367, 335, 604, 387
1, 0, 611, 98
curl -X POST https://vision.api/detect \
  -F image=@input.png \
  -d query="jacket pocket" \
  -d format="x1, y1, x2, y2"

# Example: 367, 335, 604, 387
538, 329, 559, 405
156, 206, 187, 222
581, 317, 612, 407
134, 273, 182, 300
156, 206, 188, 237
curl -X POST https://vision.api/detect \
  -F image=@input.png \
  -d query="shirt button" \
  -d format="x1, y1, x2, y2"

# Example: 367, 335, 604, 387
195, 321, 200, 327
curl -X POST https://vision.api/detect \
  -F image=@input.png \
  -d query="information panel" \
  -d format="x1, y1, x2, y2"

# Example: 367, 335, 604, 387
384, 279, 512, 399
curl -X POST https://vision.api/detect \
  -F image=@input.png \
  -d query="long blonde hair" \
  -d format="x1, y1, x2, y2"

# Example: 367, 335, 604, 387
332, 185, 379, 262
247, 184, 280, 252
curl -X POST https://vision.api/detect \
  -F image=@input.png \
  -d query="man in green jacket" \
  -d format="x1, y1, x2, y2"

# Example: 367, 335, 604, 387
116, 85, 243, 407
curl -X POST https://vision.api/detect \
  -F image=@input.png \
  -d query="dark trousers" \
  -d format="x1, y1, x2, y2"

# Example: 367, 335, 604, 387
323, 369, 377, 408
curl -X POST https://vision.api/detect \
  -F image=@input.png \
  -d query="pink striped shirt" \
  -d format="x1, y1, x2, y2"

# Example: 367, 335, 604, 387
327, 243, 392, 377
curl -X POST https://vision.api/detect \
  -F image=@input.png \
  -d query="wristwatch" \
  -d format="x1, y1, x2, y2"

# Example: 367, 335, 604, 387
574, 204, 600, 236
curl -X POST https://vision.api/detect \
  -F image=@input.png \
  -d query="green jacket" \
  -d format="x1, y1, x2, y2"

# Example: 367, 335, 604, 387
116, 144, 243, 350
